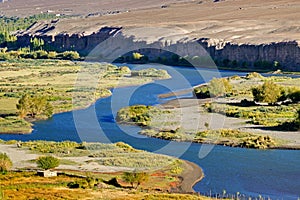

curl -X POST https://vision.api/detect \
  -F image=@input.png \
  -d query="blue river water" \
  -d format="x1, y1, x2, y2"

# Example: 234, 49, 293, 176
0, 64, 299, 199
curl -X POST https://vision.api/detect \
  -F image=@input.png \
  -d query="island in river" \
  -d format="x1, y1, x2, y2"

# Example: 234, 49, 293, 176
117, 73, 300, 150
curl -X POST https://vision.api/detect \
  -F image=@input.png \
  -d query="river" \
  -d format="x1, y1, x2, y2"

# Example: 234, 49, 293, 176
0, 64, 299, 199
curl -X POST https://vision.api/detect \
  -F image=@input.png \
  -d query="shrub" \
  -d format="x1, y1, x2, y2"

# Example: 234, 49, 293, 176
240, 136, 275, 149
36, 156, 60, 170
132, 52, 144, 60
245, 72, 264, 79
16, 94, 53, 118
0, 153, 13, 173
252, 81, 282, 104
60, 51, 80, 60
117, 105, 162, 126
115, 142, 138, 152
208, 77, 232, 97
194, 85, 210, 99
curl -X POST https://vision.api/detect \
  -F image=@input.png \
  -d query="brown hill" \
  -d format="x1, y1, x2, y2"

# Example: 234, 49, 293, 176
9, 0, 300, 44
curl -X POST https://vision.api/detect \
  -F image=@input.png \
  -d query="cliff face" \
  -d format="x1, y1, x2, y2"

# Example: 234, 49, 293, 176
15, 27, 300, 71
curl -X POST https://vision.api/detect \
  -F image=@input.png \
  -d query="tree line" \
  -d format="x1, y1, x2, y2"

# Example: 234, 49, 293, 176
0, 14, 64, 45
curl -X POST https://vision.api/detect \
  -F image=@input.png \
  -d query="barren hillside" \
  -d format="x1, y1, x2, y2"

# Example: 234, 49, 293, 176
2, 0, 300, 70
7, 0, 300, 44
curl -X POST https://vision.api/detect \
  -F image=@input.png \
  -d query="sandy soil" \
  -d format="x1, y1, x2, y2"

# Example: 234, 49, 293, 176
0, 144, 135, 172
0, 143, 204, 193
177, 160, 204, 193
0, 0, 191, 16
5, 0, 300, 44
163, 98, 300, 148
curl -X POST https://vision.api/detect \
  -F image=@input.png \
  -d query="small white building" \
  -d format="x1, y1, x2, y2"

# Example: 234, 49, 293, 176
37, 170, 57, 177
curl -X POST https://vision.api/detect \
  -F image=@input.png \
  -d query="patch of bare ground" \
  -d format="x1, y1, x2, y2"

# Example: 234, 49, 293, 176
163, 98, 300, 149
177, 160, 204, 193
0, 142, 204, 194
7, 0, 300, 44
0, 0, 192, 17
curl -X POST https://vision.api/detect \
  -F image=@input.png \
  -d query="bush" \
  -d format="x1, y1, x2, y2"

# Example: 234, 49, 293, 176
208, 78, 232, 97
16, 94, 53, 118
36, 156, 60, 170
117, 105, 162, 126
60, 51, 80, 60
240, 136, 275, 149
194, 85, 210, 99
245, 72, 264, 79
252, 81, 282, 103
0, 153, 13, 173
115, 142, 138, 152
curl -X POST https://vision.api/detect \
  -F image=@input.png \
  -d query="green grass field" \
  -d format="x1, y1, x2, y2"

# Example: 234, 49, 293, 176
0, 59, 170, 134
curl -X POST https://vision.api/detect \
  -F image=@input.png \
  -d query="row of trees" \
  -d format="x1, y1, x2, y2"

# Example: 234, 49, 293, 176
194, 76, 299, 105
0, 14, 62, 44
16, 94, 53, 119
0, 47, 80, 61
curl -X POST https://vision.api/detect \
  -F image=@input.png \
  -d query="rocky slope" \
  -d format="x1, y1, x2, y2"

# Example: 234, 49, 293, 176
9, 0, 300, 71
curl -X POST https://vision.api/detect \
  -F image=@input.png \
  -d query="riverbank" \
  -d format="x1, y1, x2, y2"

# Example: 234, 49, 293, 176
162, 98, 300, 150
0, 141, 204, 194
118, 73, 300, 150
0, 60, 170, 134
178, 160, 204, 193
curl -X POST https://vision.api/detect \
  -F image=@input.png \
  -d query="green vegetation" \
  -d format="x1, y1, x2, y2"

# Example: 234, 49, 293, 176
15, 141, 177, 170
208, 77, 232, 97
116, 52, 149, 63
117, 105, 281, 148
205, 102, 299, 127
252, 81, 282, 104
0, 116, 32, 134
278, 108, 300, 131
17, 94, 53, 119
0, 47, 80, 61
0, 171, 210, 200
0, 153, 12, 174
194, 77, 232, 98
0, 14, 65, 45
117, 105, 167, 126
0, 59, 170, 134
118, 73, 299, 148
131, 68, 171, 79
122, 171, 149, 189
0, 141, 196, 199
132, 52, 144, 60
200, 74, 300, 130
37, 156, 60, 170
30, 37, 44, 50
195, 129, 277, 149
